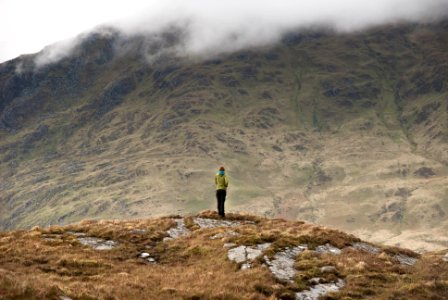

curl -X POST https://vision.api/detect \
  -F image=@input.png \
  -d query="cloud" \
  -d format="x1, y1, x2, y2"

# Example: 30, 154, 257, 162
2, 0, 448, 64
111, 0, 448, 61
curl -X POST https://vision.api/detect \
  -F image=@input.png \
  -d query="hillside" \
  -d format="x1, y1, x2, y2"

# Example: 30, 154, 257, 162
1, 211, 447, 299
0, 20, 447, 252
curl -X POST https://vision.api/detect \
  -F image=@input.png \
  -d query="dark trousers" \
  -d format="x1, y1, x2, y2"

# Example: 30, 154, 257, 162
216, 189, 227, 217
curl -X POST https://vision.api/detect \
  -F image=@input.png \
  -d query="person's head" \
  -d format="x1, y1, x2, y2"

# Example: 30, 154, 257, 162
219, 166, 225, 175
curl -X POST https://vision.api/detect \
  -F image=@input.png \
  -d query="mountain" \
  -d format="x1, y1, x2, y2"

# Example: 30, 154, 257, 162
1, 211, 447, 299
0, 20, 447, 253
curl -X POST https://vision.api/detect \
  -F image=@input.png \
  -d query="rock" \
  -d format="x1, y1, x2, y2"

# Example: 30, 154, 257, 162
147, 257, 156, 263
309, 278, 321, 285
256, 243, 271, 251
194, 217, 241, 229
77, 237, 118, 250
164, 218, 190, 241
394, 254, 418, 266
223, 243, 237, 248
60, 296, 73, 300
210, 233, 225, 240
320, 266, 337, 274
140, 253, 150, 259
228, 246, 247, 263
241, 263, 252, 270
378, 252, 390, 260
227, 243, 272, 268
443, 253, 448, 262
264, 245, 307, 282
352, 242, 380, 254
246, 247, 263, 261
315, 243, 342, 255
295, 279, 345, 300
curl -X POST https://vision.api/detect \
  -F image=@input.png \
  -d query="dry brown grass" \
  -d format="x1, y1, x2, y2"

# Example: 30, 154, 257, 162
0, 212, 447, 299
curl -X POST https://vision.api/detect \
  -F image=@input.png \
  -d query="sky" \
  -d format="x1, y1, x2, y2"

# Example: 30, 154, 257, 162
1, 0, 448, 63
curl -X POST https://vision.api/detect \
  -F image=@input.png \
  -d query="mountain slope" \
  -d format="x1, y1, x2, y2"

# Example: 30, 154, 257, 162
0, 21, 447, 252
1, 212, 447, 300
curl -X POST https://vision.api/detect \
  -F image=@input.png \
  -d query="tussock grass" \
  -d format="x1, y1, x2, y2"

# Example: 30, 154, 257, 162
0, 213, 447, 299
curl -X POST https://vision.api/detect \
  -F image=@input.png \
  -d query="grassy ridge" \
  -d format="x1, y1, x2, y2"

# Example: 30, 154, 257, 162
1, 212, 447, 299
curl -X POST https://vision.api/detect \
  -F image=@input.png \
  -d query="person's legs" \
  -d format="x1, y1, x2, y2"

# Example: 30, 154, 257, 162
218, 194, 223, 216
216, 190, 221, 215
221, 190, 227, 217
216, 190, 226, 217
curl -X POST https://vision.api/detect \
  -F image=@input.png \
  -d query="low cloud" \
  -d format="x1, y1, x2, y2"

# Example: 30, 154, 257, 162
13, 0, 448, 66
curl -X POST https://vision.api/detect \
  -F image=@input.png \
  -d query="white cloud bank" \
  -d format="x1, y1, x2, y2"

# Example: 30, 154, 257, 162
1, 0, 448, 63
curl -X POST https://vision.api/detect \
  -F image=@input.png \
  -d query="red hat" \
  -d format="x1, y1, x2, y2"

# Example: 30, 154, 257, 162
219, 166, 225, 171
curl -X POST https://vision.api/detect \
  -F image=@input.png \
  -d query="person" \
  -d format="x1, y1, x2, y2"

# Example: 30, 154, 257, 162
215, 166, 229, 217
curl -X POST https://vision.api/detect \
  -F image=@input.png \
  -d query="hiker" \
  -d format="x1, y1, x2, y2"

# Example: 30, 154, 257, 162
215, 166, 229, 217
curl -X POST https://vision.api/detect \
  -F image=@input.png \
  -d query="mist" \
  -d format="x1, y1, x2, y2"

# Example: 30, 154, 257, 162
3, 0, 448, 65
114, 0, 448, 57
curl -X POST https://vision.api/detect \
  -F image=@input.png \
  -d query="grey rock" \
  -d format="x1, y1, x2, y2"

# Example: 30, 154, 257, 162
77, 237, 117, 250
246, 247, 263, 261
194, 217, 241, 229
352, 242, 380, 254
296, 279, 345, 300
223, 243, 237, 248
227, 243, 272, 268
443, 253, 448, 262
228, 246, 247, 263
315, 243, 341, 255
256, 243, 271, 251
241, 263, 252, 270
394, 254, 418, 266
210, 233, 225, 240
264, 245, 307, 282
139, 251, 156, 263
308, 278, 321, 285
164, 218, 190, 241
60, 296, 73, 300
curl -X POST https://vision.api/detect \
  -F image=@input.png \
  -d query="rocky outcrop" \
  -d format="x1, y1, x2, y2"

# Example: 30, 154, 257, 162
264, 245, 308, 282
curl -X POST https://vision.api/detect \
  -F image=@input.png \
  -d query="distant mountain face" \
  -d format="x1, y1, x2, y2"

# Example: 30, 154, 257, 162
0, 20, 447, 252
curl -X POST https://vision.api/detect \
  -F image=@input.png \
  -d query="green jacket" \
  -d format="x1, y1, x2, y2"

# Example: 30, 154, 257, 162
215, 173, 229, 190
